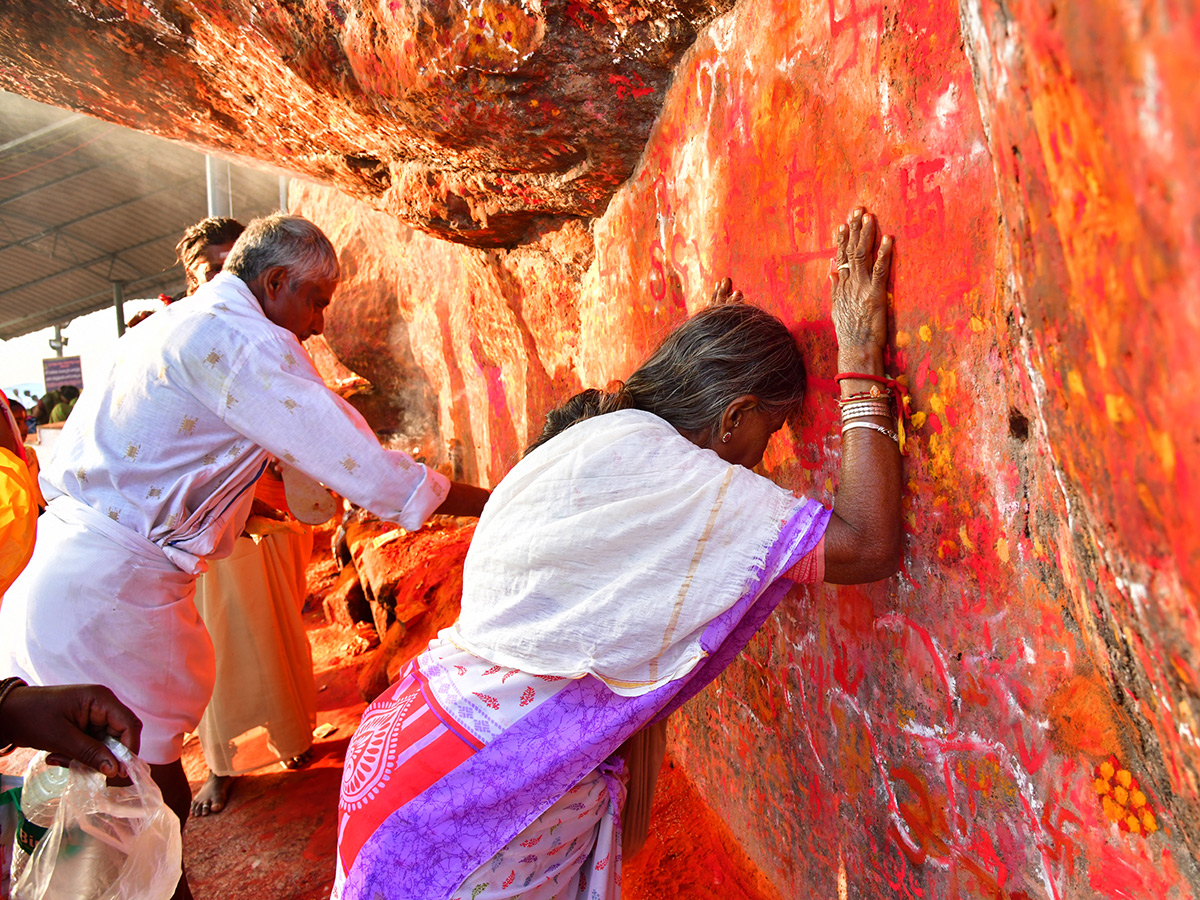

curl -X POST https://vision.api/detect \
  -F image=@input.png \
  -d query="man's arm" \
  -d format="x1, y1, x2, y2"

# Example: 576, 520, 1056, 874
221, 339, 487, 527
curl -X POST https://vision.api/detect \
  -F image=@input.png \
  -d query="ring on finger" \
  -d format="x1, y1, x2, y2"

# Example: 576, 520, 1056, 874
837, 263, 851, 271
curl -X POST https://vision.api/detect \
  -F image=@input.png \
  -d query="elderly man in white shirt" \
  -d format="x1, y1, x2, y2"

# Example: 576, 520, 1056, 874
0, 214, 489, 900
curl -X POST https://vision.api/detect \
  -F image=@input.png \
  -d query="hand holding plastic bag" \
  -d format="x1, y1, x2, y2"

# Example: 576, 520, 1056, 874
12, 739, 181, 900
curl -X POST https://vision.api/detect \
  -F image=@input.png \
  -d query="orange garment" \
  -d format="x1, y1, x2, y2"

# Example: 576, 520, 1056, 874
24, 445, 46, 510
253, 465, 290, 513
0, 448, 36, 599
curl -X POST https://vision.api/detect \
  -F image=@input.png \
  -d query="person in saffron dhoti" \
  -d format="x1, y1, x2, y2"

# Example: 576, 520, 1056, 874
332, 206, 902, 900
0, 213, 491, 900
190, 461, 322, 816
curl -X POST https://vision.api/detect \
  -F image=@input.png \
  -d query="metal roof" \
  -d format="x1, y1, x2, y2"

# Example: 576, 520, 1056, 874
0, 92, 284, 340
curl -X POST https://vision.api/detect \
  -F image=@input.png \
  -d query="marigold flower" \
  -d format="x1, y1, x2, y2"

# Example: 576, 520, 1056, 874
1102, 796, 1123, 822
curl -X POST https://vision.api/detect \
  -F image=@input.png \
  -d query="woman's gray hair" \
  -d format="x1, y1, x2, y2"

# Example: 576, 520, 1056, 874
526, 303, 805, 455
223, 214, 340, 286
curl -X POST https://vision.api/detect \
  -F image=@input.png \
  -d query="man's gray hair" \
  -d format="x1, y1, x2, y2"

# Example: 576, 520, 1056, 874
223, 214, 340, 286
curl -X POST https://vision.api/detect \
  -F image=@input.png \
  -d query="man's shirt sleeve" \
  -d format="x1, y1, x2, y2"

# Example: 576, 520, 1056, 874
220, 335, 450, 530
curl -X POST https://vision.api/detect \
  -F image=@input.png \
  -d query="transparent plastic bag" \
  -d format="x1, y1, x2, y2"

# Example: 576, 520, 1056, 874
11, 739, 181, 900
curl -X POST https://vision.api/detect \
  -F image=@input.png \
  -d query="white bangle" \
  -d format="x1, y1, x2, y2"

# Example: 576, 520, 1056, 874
841, 421, 899, 443
840, 403, 893, 420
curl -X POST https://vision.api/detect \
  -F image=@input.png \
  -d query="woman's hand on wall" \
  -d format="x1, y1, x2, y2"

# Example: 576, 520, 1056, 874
823, 205, 903, 584
831, 207, 892, 371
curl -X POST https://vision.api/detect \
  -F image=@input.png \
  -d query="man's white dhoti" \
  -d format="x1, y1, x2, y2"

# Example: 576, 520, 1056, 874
0, 498, 215, 764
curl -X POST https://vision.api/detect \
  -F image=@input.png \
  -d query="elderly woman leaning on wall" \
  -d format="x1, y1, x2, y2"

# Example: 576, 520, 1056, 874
331, 205, 902, 900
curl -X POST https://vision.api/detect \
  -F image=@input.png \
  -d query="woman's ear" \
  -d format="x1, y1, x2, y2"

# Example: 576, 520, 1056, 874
718, 395, 760, 440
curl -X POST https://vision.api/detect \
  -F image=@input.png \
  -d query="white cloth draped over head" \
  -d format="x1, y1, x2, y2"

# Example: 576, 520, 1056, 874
449, 408, 816, 696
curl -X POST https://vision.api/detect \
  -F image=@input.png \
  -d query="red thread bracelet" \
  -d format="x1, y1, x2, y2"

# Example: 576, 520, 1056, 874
836, 372, 899, 387
835, 373, 911, 454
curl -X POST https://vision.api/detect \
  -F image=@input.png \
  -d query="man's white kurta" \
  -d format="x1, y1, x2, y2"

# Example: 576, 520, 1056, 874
0, 272, 450, 762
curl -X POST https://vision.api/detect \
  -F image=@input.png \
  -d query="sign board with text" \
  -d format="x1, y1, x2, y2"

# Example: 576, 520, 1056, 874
42, 356, 83, 393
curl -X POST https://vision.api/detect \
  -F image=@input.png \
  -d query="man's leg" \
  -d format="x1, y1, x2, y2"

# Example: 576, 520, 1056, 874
150, 760, 194, 900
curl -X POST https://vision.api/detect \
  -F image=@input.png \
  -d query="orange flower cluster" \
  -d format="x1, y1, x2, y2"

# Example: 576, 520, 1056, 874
1093, 758, 1157, 835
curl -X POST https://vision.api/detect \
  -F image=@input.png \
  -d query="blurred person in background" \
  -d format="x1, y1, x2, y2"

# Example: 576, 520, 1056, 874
47, 384, 79, 423
8, 396, 45, 511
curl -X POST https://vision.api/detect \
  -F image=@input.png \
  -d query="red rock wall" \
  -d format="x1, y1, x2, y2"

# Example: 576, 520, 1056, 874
5, 0, 1199, 896
0, 0, 729, 245
294, 2, 1200, 897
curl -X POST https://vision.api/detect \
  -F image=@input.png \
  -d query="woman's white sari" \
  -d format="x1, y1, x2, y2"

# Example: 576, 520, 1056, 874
337, 409, 830, 900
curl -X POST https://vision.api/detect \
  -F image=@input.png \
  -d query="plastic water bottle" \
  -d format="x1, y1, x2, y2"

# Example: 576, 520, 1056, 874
10, 753, 123, 899
42, 824, 122, 899
9, 754, 69, 886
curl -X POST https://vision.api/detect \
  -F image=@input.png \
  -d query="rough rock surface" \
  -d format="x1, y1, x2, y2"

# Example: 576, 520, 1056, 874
295, 1, 1200, 895
0, 0, 733, 246
297, 178, 592, 482
5, 0, 1200, 898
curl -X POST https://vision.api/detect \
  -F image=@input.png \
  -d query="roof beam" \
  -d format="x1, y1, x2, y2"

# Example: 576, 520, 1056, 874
0, 114, 84, 155
0, 268, 185, 338
0, 162, 102, 209
0, 174, 203, 257
0, 226, 182, 301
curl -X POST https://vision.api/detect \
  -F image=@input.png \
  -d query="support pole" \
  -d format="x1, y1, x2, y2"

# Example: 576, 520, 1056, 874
206, 155, 233, 218
113, 282, 126, 337
279, 174, 289, 213
51, 325, 65, 358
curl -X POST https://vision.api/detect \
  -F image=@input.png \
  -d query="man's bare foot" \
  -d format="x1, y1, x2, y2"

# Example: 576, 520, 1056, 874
190, 772, 235, 817
282, 748, 313, 770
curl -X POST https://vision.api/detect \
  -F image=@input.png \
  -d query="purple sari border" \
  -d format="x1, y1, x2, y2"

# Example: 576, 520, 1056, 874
342, 498, 830, 900
652, 498, 829, 723
344, 674, 669, 899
